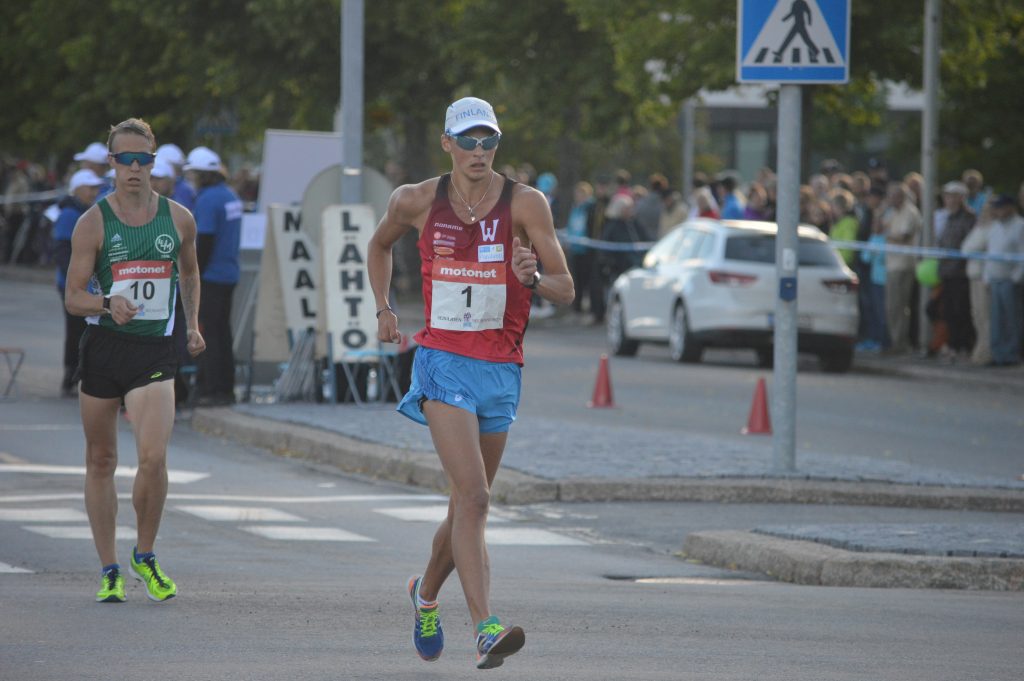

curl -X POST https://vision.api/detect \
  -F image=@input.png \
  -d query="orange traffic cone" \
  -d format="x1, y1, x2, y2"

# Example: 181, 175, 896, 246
587, 354, 615, 408
741, 377, 771, 434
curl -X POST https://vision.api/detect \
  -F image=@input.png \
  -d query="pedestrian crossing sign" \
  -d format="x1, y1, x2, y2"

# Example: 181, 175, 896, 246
738, 0, 850, 83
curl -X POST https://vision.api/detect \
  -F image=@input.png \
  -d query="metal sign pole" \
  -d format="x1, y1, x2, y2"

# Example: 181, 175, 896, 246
918, 0, 941, 350
773, 84, 802, 472
340, 0, 364, 205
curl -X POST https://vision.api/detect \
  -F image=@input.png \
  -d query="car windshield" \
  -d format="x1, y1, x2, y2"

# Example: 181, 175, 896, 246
724, 234, 839, 267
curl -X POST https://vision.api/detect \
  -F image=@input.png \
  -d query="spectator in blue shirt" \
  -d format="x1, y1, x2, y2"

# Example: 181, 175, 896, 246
717, 172, 746, 220
157, 143, 196, 211
53, 169, 104, 396
184, 146, 243, 405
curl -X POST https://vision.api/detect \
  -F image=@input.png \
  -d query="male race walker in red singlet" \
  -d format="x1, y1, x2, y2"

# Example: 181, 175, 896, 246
65, 118, 205, 603
368, 97, 574, 670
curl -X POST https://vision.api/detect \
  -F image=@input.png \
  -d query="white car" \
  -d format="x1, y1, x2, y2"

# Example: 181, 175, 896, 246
607, 219, 859, 372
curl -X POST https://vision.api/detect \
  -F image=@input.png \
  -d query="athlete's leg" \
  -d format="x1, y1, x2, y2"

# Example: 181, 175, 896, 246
419, 429, 507, 602
421, 400, 505, 624
81, 393, 123, 566
124, 380, 175, 553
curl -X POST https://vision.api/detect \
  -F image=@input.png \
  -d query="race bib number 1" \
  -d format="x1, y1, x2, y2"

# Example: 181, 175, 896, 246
430, 260, 506, 331
108, 260, 173, 320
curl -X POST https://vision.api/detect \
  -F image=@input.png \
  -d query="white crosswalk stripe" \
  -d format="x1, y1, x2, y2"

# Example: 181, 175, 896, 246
0, 508, 88, 522
1, 492, 591, 562
373, 504, 506, 523
0, 463, 208, 484
24, 525, 135, 540
242, 526, 375, 542
175, 505, 306, 522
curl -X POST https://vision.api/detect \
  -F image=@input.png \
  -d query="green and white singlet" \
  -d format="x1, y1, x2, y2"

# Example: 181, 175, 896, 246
91, 195, 180, 337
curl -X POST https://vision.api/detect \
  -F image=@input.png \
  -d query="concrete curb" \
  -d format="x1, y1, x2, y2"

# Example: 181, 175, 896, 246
190, 408, 558, 505
682, 530, 1024, 591
192, 409, 1024, 511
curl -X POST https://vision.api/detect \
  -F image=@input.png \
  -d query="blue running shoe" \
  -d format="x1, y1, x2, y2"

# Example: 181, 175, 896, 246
408, 576, 443, 661
475, 616, 525, 669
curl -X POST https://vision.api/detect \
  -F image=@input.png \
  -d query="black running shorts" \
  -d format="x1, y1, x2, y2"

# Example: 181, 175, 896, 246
78, 324, 178, 399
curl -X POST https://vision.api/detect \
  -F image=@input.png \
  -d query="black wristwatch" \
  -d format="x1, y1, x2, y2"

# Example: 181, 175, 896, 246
524, 272, 541, 290
102, 296, 111, 313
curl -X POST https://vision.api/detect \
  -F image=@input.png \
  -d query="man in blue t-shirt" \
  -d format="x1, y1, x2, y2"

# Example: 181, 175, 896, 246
183, 146, 242, 406
53, 168, 105, 396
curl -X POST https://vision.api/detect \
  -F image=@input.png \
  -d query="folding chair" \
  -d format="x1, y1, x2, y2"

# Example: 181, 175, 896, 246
0, 347, 25, 400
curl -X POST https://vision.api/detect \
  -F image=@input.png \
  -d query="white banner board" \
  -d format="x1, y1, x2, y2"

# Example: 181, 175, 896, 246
268, 204, 319, 341
321, 204, 377, 362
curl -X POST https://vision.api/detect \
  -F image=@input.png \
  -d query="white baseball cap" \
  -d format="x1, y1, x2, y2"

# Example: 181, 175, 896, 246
68, 168, 104, 193
151, 158, 176, 179
73, 142, 108, 164
156, 143, 186, 166
942, 181, 968, 195
444, 97, 500, 135
183, 146, 225, 174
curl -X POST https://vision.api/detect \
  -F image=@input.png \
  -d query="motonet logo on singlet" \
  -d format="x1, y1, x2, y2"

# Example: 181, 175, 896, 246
438, 266, 498, 279
112, 261, 172, 278
432, 260, 506, 286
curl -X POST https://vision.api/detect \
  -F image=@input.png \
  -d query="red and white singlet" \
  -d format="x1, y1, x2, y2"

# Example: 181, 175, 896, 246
413, 173, 532, 365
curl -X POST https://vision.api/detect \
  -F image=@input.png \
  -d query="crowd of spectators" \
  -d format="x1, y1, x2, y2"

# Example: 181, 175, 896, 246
546, 160, 1024, 367
0, 150, 258, 269
6, 148, 1022, 368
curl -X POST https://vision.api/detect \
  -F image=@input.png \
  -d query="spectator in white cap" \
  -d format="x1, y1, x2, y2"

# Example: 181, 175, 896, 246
368, 95, 573, 670
184, 145, 243, 406
52, 169, 105, 396
150, 158, 176, 198
156, 143, 195, 210
73, 142, 112, 196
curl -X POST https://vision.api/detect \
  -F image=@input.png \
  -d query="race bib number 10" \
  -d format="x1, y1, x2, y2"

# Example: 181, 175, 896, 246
109, 260, 173, 320
431, 260, 506, 331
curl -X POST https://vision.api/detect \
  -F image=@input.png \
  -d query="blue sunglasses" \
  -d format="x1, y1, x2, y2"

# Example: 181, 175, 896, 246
450, 133, 501, 151
109, 151, 156, 166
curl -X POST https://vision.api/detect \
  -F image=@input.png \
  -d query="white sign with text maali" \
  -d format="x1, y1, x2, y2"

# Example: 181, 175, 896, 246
268, 204, 319, 343
321, 204, 377, 362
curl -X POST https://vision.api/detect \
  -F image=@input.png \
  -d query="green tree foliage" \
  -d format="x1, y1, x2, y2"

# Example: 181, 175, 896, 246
1, 0, 1020, 191
0, 0, 340, 162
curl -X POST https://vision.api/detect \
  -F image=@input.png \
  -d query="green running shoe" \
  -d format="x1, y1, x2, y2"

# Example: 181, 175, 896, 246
130, 550, 177, 602
96, 569, 126, 603
475, 616, 525, 669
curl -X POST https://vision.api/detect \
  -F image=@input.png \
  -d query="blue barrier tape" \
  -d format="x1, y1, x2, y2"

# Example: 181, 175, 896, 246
556, 230, 655, 252
830, 240, 1024, 264
555, 229, 1024, 263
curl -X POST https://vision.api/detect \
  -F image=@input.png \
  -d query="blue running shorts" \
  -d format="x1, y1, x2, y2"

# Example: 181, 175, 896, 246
397, 347, 522, 434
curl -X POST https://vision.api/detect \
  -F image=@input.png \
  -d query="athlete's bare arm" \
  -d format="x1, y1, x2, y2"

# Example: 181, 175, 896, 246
368, 179, 439, 343
64, 206, 137, 325
171, 201, 206, 357
510, 185, 575, 306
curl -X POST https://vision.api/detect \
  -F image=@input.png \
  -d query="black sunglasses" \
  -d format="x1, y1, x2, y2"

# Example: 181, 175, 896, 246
450, 133, 501, 151
109, 151, 156, 166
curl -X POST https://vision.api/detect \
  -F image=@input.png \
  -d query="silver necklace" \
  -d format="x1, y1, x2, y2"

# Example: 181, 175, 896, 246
449, 172, 494, 222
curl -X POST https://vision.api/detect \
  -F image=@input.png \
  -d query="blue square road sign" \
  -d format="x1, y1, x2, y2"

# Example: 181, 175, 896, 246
738, 0, 850, 83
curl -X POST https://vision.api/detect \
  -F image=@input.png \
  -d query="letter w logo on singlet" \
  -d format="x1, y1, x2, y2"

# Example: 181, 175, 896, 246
479, 219, 499, 242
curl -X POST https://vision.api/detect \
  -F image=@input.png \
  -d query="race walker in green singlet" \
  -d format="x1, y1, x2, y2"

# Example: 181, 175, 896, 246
89, 195, 181, 337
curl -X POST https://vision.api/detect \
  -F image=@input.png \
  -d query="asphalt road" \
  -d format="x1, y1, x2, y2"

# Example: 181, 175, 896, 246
2, 397, 1023, 681
1, 276, 1023, 679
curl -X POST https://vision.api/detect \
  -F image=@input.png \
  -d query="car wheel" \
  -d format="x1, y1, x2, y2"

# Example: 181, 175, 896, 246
607, 296, 639, 357
669, 301, 702, 363
819, 347, 853, 373
756, 347, 774, 368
